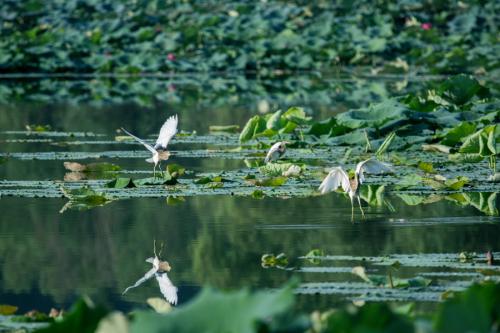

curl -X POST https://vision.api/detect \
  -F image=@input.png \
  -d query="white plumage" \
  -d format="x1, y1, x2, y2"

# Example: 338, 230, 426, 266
355, 158, 392, 184
154, 115, 178, 150
156, 272, 178, 305
318, 167, 351, 194
264, 141, 287, 164
121, 115, 178, 177
122, 257, 159, 295
318, 158, 392, 220
123, 251, 178, 305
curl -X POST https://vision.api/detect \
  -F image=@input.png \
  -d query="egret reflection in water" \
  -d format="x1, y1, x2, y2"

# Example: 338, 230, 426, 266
123, 241, 178, 305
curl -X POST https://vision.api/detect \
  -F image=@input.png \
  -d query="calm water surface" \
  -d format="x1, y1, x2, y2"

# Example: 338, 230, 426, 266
0, 76, 499, 313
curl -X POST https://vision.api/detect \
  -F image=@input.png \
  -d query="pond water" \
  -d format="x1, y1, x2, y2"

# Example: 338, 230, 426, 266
0, 75, 499, 314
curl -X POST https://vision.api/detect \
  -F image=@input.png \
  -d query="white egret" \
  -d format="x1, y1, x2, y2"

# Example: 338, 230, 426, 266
318, 158, 392, 220
264, 141, 289, 164
123, 241, 178, 305
121, 115, 178, 177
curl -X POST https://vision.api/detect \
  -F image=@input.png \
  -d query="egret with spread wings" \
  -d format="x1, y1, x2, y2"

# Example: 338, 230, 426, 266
122, 241, 178, 305
319, 158, 392, 221
121, 115, 178, 177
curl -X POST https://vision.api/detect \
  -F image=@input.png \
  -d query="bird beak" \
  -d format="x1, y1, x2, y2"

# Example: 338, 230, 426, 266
283, 141, 291, 145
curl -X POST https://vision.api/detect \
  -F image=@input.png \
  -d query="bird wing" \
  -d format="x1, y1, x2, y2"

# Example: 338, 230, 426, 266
355, 159, 392, 184
156, 272, 178, 305
122, 265, 158, 295
154, 115, 178, 150
264, 142, 283, 163
121, 128, 156, 154
318, 167, 351, 194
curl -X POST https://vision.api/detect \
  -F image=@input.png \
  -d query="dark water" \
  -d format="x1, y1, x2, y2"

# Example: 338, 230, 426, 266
0, 76, 499, 314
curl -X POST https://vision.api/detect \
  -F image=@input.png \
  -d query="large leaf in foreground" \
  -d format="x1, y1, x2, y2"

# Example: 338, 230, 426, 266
434, 282, 500, 333
36, 298, 108, 333
321, 303, 414, 333
131, 285, 294, 333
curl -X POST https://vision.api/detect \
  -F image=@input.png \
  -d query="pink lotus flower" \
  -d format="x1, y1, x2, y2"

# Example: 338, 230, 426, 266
421, 22, 432, 30
167, 53, 176, 61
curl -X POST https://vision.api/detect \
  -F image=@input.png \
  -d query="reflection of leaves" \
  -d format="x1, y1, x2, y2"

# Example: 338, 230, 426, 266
130, 284, 294, 333
462, 192, 498, 216
261, 253, 289, 268
251, 190, 265, 199
352, 266, 431, 289
423, 176, 469, 190
209, 125, 240, 133
0, 304, 17, 315
304, 249, 325, 265
63, 162, 121, 173
395, 174, 422, 190
166, 196, 186, 206
360, 185, 386, 207
60, 186, 112, 213
106, 178, 135, 189
26, 124, 51, 132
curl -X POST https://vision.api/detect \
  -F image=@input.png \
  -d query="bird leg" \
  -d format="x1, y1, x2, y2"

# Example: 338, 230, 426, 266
158, 242, 164, 258
158, 161, 165, 178
357, 196, 365, 219
350, 196, 354, 222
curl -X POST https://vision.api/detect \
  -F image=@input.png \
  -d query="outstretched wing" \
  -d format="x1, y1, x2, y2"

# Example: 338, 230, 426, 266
318, 167, 351, 194
156, 272, 178, 305
264, 142, 283, 163
154, 115, 178, 150
121, 128, 156, 154
122, 266, 158, 295
355, 159, 392, 184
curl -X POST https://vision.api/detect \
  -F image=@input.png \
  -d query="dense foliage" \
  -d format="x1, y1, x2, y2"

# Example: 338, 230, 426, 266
4, 281, 499, 333
1, 0, 498, 74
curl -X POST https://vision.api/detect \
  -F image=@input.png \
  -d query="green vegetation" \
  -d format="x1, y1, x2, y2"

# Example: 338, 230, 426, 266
1, 1, 498, 74
1, 281, 499, 333
0, 1, 499, 331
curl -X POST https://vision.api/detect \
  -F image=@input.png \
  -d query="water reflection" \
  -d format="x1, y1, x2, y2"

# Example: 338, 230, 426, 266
397, 192, 498, 216
0, 193, 499, 312
122, 241, 178, 306
0, 75, 429, 138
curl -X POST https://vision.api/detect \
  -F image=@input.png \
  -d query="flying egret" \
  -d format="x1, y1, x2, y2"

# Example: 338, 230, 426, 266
123, 241, 178, 305
318, 158, 392, 221
265, 141, 289, 164
121, 115, 178, 177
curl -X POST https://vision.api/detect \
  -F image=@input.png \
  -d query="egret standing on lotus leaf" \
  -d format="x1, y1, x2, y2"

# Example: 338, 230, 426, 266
265, 141, 289, 164
318, 158, 392, 221
121, 115, 178, 178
